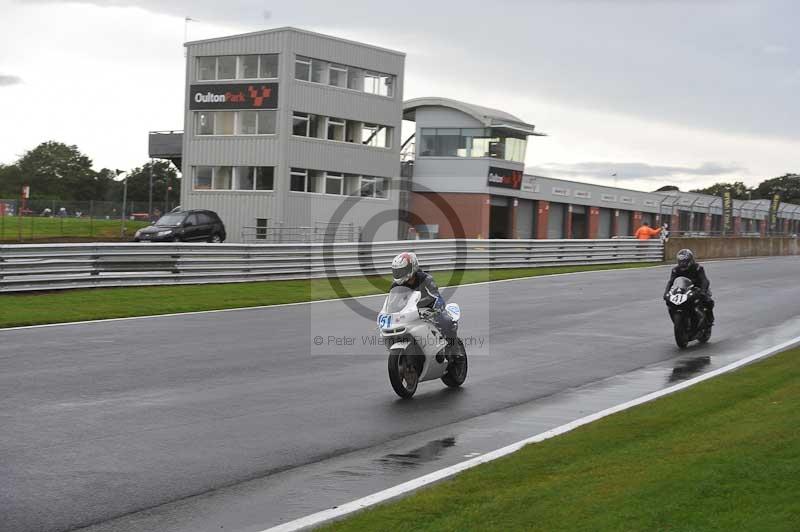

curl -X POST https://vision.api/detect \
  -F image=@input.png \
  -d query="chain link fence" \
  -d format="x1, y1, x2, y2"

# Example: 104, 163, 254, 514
0, 199, 180, 242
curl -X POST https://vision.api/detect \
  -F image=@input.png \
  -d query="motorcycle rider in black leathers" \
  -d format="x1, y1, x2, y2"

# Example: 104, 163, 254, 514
664, 248, 715, 325
390, 251, 458, 354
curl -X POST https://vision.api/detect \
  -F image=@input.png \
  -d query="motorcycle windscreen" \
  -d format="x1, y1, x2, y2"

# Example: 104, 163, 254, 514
671, 276, 693, 292
383, 286, 417, 313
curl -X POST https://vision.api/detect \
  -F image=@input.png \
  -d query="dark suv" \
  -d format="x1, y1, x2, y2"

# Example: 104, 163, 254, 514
133, 210, 226, 243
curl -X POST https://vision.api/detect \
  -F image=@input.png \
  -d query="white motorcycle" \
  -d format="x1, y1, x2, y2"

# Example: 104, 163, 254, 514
377, 285, 468, 398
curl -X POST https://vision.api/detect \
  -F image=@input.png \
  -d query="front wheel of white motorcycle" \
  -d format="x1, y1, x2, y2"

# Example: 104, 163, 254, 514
442, 340, 468, 388
388, 349, 420, 399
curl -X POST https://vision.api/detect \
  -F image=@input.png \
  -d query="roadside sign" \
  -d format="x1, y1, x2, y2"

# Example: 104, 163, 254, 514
22, 185, 30, 199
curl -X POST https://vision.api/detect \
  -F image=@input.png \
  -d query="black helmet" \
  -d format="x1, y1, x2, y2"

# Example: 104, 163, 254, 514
676, 249, 695, 272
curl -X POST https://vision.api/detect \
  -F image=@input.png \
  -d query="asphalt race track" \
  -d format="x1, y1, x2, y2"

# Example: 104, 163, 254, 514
1, 256, 799, 532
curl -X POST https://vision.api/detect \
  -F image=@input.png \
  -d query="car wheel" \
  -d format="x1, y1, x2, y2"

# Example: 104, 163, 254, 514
209, 234, 223, 243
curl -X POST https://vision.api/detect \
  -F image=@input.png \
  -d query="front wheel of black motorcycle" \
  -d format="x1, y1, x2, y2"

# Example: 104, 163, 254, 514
388, 349, 420, 399
442, 340, 468, 388
674, 314, 690, 349
697, 326, 712, 344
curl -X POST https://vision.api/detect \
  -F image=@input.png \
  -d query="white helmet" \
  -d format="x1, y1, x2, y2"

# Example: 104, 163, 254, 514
391, 252, 419, 284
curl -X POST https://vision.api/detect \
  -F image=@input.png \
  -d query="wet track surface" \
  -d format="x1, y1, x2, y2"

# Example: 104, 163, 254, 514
1, 256, 799, 532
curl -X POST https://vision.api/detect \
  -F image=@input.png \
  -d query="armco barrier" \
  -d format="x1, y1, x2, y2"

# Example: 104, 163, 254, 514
665, 237, 800, 261
0, 239, 664, 293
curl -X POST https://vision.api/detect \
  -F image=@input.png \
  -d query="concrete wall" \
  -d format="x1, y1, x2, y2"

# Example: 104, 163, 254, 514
666, 237, 800, 260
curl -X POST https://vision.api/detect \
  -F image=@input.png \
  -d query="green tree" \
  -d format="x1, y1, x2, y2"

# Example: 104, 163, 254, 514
122, 160, 180, 203
691, 181, 753, 200
0, 164, 23, 198
752, 174, 800, 204
13, 141, 102, 201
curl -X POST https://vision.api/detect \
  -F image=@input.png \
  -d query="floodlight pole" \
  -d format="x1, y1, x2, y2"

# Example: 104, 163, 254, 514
119, 171, 128, 238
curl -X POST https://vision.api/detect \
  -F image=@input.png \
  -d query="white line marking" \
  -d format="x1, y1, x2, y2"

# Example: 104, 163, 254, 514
262, 334, 800, 532
1, 263, 671, 332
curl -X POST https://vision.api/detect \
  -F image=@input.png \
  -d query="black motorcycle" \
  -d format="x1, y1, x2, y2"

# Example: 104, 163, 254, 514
665, 277, 712, 349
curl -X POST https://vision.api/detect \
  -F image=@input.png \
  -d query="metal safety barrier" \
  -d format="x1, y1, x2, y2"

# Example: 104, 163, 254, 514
0, 239, 664, 293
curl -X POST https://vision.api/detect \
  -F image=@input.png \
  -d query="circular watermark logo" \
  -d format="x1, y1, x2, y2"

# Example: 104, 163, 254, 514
318, 179, 470, 320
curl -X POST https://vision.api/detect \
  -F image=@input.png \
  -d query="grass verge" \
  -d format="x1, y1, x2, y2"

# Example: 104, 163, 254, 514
0, 217, 147, 243
0, 262, 660, 328
324, 347, 800, 532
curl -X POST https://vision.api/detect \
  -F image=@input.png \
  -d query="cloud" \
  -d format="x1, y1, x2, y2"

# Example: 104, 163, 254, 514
526, 161, 745, 182
0, 74, 22, 86
22, 0, 800, 141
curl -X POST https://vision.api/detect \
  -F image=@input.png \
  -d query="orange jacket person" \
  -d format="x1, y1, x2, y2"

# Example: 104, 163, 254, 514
634, 222, 662, 240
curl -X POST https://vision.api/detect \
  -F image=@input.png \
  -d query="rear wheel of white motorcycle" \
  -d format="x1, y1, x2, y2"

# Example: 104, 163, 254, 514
441, 339, 468, 388
388, 349, 420, 399
673, 314, 689, 349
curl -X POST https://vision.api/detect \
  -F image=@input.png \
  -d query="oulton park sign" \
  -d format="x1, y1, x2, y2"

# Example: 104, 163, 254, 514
189, 83, 279, 110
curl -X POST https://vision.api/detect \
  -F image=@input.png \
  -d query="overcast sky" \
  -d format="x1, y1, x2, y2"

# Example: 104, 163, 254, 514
0, 0, 797, 191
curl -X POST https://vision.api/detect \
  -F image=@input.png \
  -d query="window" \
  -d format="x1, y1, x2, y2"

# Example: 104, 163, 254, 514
327, 117, 345, 141
197, 213, 214, 225
292, 112, 309, 136
240, 55, 259, 79
256, 218, 268, 240
344, 174, 361, 196
185, 213, 199, 226
195, 166, 272, 191
307, 170, 323, 192
309, 114, 324, 138
218, 56, 236, 80
194, 167, 212, 189
329, 64, 347, 88
195, 111, 275, 136
291, 55, 395, 97
238, 111, 258, 135
379, 74, 394, 97
292, 113, 322, 137
197, 57, 216, 80
216, 112, 235, 135
291, 112, 391, 146
259, 54, 278, 78
255, 167, 274, 190
196, 112, 215, 135
364, 72, 380, 94
295, 56, 311, 81
257, 110, 276, 134
325, 172, 343, 195
361, 124, 392, 148
346, 120, 361, 143
356, 177, 388, 198
233, 166, 274, 190
234, 167, 255, 190
436, 128, 460, 157
290, 168, 308, 192
213, 166, 232, 189
462, 128, 490, 157
375, 177, 387, 198
360, 177, 375, 197
197, 54, 280, 81
311, 59, 326, 83
417, 128, 526, 161
289, 168, 388, 197
347, 67, 364, 91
